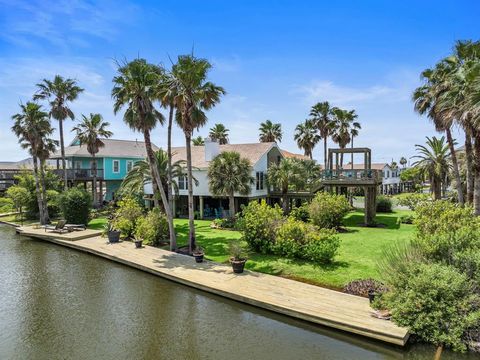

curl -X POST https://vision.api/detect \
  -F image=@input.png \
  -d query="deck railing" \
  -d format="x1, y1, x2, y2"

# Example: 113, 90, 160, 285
52, 168, 104, 180
320, 169, 382, 182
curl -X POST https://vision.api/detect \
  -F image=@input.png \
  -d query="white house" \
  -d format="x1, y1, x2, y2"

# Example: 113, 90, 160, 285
145, 139, 308, 218
347, 163, 404, 194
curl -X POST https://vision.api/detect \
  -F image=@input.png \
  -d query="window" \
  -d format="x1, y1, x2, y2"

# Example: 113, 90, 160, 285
126, 160, 133, 173
178, 175, 188, 190
256, 171, 264, 190
386, 170, 390, 178
113, 160, 120, 173
75, 161, 81, 169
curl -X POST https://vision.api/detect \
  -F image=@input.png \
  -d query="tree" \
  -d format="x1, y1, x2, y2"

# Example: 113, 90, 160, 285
72, 113, 113, 207
207, 151, 253, 218
120, 149, 191, 197
11, 102, 55, 224
170, 54, 225, 253
37, 137, 58, 222
310, 101, 335, 169
192, 136, 204, 145
399, 156, 408, 168
294, 119, 320, 159
412, 136, 450, 200
209, 123, 229, 144
6, 185, 29, 223
112, 58, 177, 251
267, 158, 306, 213
34, 75, 84, 190
259, 120, 282, 143
413, 61, 465, 206
331, 108, 360, 167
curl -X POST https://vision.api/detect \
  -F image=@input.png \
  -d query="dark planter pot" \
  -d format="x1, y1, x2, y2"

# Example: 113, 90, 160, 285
230, 258, 247, 274
108, 230, 120, 243
368, 289, 376, 304
134, 240, 143, 249
193, 253, 204, 263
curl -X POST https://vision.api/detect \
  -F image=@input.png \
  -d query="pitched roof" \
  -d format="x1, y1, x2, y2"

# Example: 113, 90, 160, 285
171, 142, 277, 169
50, 139, 158, 159
345, 163, 388, 170
280, 149, 310, 161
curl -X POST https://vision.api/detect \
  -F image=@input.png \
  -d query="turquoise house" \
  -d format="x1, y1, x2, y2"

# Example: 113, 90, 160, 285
50, 138, 157, 202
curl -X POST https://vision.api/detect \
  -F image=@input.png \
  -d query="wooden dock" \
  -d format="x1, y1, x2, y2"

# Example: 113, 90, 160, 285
17, 226, 409, 346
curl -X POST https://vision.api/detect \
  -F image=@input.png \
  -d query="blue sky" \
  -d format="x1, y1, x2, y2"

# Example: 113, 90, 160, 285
0, 0, 479, 164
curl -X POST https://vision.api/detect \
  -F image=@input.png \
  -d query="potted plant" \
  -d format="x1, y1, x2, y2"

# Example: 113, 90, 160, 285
133, 235, 143, 249
193, 246, 205, 263
229, 240, 247, 274
368, 289, 376, 304
103, 222, 120, 243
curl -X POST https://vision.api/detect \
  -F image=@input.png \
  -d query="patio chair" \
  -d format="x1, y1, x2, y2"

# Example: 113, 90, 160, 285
65, 223, 87, 231
43, 220, 68, 233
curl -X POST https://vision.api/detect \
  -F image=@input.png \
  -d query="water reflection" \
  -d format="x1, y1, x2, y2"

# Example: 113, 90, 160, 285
1, 225, 480, 359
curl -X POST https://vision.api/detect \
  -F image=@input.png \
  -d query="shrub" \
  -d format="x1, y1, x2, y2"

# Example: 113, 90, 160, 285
289, 203, 310, 222
111, 196, 143, 238
382, 262, 480, 352
396, 193, 430, 210
57, 187, 92, 225
241, 200, 283, 253
343, 279, 388, 297
399, 214, 414, 224
309, 192, 350, 229
135, 209, 169, 246
303, 229, 340, 263
274, 217, 340, 263
376, 195, 392, 213
211, 217, 236, 229
5, 187, 26, 213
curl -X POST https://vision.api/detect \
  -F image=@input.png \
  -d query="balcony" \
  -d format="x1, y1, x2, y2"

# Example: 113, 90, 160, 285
52, 168, 104, 181
320, 169, 382, 186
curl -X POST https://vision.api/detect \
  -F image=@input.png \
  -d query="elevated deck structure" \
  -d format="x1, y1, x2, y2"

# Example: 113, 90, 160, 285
320, 148, 382, 226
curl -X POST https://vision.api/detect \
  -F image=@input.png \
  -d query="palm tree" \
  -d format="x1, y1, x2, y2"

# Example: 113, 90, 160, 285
310, 101, 335, 169
209, 123, 229, 145
259, 120, 282, 143
170, 54, 225, 253
34, 75, 84, 190
294, 119, 320, 159
120, 149, 190, 196
11, 102, 55, 224
331, 108, 360, 167
413, 62, 465, 205
412, 136, 451, 200
349, 118, 361, 168
207, 151, 253, 218
267, 158, 306, 213
112, 58, 177, 251
37, 137, 58, 223
400, 157, 408, 168
192, 136, 204, 145
72, 114, 113, 207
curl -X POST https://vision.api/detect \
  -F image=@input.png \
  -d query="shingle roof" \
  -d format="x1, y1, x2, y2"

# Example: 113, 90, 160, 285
345, 163, 388, 170
50, 139, 158, 159
171, 142, 277, 168
280, 149, 310, 161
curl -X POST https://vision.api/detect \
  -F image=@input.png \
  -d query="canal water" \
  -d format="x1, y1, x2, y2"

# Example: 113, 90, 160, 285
1, 224, 479, 360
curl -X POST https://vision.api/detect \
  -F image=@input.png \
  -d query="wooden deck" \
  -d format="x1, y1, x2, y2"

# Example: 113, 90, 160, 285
17, 226, 409, 346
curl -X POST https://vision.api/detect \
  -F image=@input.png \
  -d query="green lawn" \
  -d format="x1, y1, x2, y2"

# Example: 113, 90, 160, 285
173, 210, 414, 289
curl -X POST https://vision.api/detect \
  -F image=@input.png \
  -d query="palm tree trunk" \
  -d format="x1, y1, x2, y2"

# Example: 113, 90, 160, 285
229, 193, 235, 219
445, 127, 464, 205
324, 137, 328, 170
351, 137, 354, 169
474, 134, 480, 215
39, 159, 50, 223
92, 154, 97, 207
433, 176, 442, 200
32, 155, 45, 225
465, 133, 474, 204
59, 119, 68, 191
143, 129, 177, 248
185, 132, 196, 253
167, 104, 177, 251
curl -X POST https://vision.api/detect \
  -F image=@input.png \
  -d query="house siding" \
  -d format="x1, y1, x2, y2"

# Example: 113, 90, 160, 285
103, 157, 141, 180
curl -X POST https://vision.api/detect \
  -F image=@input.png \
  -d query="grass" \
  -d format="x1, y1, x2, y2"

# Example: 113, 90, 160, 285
83, 210, 414, 289
173, 210, 414, 289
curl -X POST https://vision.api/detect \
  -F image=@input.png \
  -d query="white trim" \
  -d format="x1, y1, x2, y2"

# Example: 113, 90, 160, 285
126, 160, 133, 173
112, 159, 120, 173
